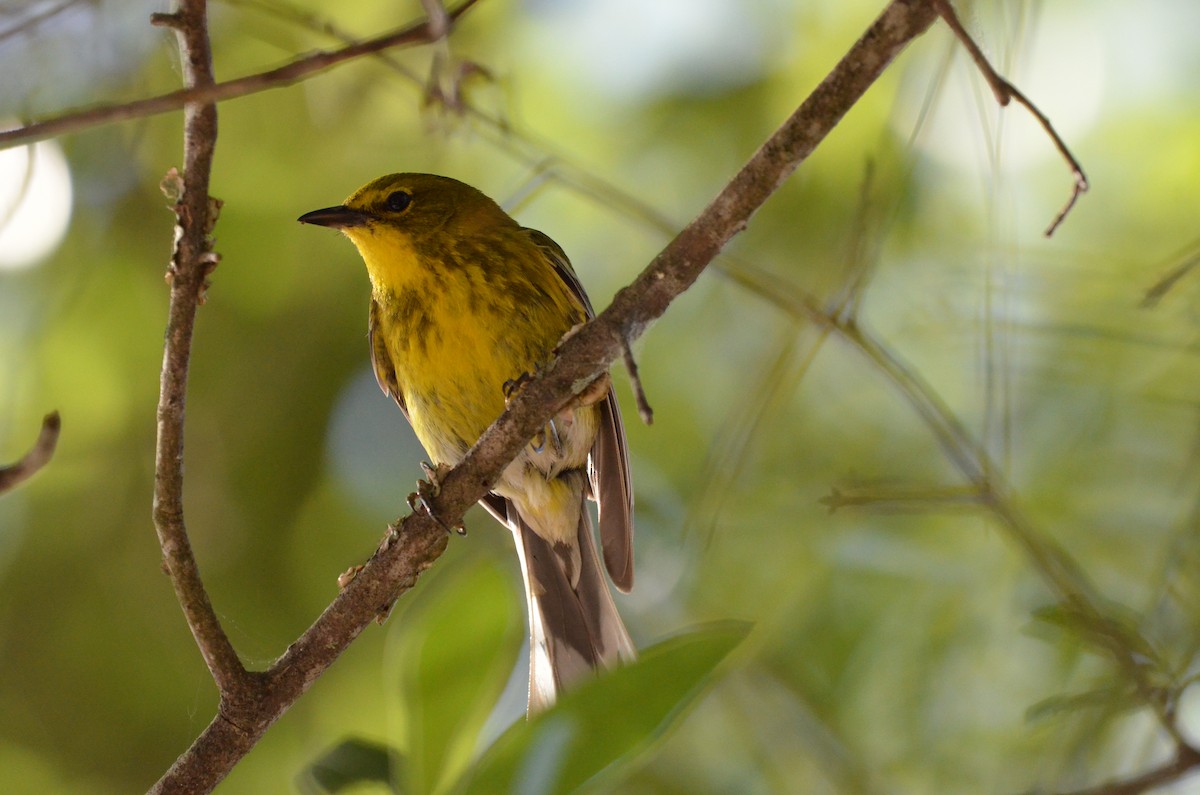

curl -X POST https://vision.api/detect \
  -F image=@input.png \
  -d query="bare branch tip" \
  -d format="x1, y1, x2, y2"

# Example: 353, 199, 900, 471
420, 0, 451, 40
620, 342, 654, 425
0, 410, 62, 495
149, 11, 181, 29
1044, 175, 1088, 238
937, 0, 1090, 238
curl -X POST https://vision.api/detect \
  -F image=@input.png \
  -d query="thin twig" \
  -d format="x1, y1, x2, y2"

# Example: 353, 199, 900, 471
0, 412, 61, 495
722, 256, 1192, 751
0, 0, 483, 150
819, 484, 984, 514
1055, 744, 1200, 795
0, 0, 80, 44
932, 0, 1088, 236
1142, 242, 1200, 308
621, 342, 654, 425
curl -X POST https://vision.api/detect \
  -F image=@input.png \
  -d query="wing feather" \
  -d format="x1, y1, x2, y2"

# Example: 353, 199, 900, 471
368, 298, 409, 421
592, 388, 634, 591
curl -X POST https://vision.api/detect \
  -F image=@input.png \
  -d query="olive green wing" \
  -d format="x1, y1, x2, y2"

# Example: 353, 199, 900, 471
368, 298, 409, 423
526, 228, 595, 316
524, 228, 635, 592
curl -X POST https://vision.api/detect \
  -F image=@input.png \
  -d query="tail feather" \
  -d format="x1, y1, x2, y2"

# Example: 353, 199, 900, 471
508, 500, 636, 713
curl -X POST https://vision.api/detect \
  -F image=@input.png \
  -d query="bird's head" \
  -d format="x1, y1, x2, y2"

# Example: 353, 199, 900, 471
299, 172, 517, 291
299, 172, 515, 241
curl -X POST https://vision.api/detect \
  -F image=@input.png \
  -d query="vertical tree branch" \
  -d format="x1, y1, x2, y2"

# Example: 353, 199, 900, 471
150, 0, 246, 695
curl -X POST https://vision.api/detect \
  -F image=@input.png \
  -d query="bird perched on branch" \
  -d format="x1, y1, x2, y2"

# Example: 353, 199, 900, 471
300, 173, 635, 712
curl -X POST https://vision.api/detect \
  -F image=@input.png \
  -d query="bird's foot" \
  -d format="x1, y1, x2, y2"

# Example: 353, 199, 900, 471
563, 371, 611, 411
407, 461, 465, 535
503, 369, 537, 404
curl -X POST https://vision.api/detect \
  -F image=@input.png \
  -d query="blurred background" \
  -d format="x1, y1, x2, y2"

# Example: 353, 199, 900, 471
3, 0, 1200, 792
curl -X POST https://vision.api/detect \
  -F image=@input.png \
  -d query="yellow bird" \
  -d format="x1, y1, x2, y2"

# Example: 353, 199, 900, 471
300, 173, 635, 712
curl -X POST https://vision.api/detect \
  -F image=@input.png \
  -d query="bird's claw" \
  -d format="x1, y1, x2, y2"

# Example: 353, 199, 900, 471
408, 462, 465, 535
565, 372, 611, 411
503, 370, 536, 403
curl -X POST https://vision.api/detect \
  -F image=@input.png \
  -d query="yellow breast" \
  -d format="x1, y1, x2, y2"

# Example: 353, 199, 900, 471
351, 224, 583, 468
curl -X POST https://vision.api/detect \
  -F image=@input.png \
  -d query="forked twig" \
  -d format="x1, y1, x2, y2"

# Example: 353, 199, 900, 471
933, 0, 1088, 236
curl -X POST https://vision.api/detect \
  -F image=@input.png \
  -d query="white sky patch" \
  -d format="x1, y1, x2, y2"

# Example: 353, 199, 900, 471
526, 0, 772, 99
0, 137, 73, 271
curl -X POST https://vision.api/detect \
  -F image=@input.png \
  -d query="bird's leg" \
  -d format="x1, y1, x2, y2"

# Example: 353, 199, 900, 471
552, 321, 614, 412
506, 316, 598, 404
504, 334, 607, 455
407, 461, 465, 535
505, 368, 564, 454
502, 368, 539, 403
563, 371, 612, 413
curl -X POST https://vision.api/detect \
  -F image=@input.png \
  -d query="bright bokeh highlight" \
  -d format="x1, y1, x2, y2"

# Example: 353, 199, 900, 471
0, 135, 72, 270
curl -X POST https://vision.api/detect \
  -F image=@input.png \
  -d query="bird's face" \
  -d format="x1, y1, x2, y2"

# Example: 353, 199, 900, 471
299, 173, 517, 296
298, 173, 508, 246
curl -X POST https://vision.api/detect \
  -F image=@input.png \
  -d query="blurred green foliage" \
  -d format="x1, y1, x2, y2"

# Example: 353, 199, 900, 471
3, 0, 1200, 793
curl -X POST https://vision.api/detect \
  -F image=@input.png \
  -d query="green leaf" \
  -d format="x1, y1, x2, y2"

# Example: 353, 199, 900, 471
298, 737, 402, 794
391, 559, 524, 795
452, 621, 750, 795
1026, 602, 1164, 669
1025, 683, 1140, 723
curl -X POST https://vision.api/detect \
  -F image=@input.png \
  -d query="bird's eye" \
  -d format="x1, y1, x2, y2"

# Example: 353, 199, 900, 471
385, 190, 412, 212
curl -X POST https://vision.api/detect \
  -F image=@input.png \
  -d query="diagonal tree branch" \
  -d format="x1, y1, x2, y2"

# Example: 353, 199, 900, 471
148, 1, 940, 792
1055, 744, 1200, 795
0, 0, 482, 150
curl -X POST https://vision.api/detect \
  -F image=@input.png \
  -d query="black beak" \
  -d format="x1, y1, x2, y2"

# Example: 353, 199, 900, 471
297, 205, 373, 229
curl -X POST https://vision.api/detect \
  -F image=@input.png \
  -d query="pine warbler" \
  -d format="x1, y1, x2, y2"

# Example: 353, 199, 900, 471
300, 173, 635, 712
